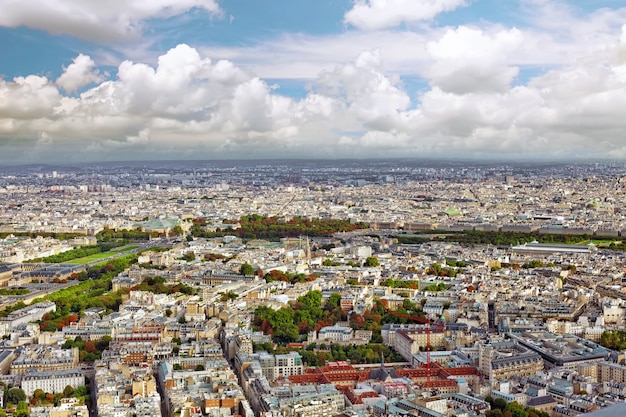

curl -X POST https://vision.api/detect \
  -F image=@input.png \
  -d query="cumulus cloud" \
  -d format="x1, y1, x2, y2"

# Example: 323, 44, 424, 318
344, 0, 467, 31
1, 22, 626, 162
314, 50, 412, 131
0, 75, 62, 119
56, 54, 104, 93
424, 26, 524, 94
0, 45, 308, 160
0, 0, 222, 43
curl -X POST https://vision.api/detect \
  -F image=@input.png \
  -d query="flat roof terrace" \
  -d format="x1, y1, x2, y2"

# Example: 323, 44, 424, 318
508, 331, 610, 367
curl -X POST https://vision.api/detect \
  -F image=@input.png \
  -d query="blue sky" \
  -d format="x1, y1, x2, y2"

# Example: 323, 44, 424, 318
1, 0, 626, 163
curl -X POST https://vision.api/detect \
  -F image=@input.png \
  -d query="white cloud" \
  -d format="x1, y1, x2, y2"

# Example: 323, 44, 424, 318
229, 78, 288, 133
0, 44, 305, 159
195, 2, 625, 86
518, 1, 626, 64
344, 0, 467, 31
56, 54, 104, 93
314, 50, 412, 131
1, 12, 626, 163
0, 75, 62, 119
200, 30, 434, 80
423, 26, 524, 93
126, 128, 151, 145
0, 0, 222, 43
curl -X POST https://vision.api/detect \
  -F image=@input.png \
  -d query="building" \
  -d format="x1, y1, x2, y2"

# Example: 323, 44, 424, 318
509, 332, 611, 370
21, 369, 85, 397
479, 341, 543, 383
0, 301, 56, 329
318, 325, 353, 343
260, 384, 345, 417
599, 361, 626, 384
252, 351, 304, 382
30, 397, 89, 417
11, 345, 79, 375
393, 329, 446, 361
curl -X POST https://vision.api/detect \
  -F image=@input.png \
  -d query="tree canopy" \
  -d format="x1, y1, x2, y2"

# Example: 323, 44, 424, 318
600, 330, 626, 350
239, 262, 255, 276
191, 214, 367, 240
7, 387, 26, 405
364, 256, 380, 267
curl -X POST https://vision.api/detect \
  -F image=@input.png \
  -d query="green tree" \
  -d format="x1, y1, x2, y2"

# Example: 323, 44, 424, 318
32, 389, 45, 403
297, 291, 322, 310
7, 387, 26, 405
599, 329, 626, 350
505, 402, 528, 417
73, 386, 88, 398
239, 262, 254, 276
95, 335, 112, 352
364, 256, 380, 267
63, 385, 75, 397
402, 298, 419, 313
14, 401, 29, 417
485, 396, 494, 408
181, 252, 195, 262
327, 293, 341, 309
219, 291, 239, 302
493, 398, 507, 411
272, 307, 300, 343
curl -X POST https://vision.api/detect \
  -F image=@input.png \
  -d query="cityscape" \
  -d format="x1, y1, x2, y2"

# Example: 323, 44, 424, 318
0, 160, 624, 416
3, 0, 626, 416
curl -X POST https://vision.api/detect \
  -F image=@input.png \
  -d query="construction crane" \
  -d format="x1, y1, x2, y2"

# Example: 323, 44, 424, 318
385, 309, 445, 385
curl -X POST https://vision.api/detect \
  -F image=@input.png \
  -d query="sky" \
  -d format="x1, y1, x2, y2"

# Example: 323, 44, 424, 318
1, 0, 626, 163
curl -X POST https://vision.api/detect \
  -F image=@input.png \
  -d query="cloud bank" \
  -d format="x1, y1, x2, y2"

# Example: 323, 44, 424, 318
1, 22, 626, 163
1, 1, 626, 162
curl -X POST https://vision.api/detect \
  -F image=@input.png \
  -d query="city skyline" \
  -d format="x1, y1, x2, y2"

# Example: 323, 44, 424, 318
1, 0, 626, 163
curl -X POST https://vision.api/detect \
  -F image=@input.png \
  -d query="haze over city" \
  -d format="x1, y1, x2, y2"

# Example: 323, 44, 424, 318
1, 0, 626, 163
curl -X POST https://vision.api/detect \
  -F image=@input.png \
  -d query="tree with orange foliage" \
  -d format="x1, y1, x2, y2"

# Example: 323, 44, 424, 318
84, 341, 97, 353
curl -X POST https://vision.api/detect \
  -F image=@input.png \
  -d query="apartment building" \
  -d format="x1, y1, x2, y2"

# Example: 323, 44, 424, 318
21, 369, 85, 397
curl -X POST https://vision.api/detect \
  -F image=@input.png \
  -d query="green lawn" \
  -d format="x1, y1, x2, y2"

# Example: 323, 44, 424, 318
66, 246, 139, 264
112, 246, 139, 252
66, 253, 114, 264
